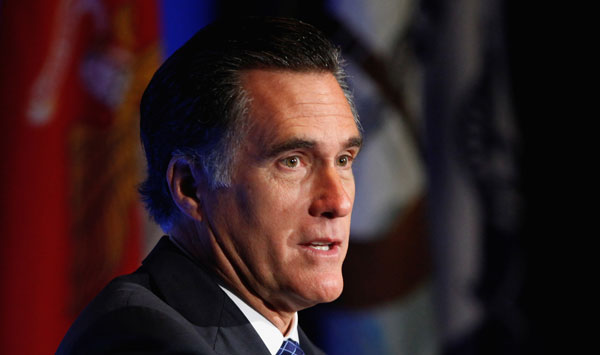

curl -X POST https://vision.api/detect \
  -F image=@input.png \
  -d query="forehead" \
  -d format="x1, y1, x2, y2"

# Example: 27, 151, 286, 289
240, 70, 359, 147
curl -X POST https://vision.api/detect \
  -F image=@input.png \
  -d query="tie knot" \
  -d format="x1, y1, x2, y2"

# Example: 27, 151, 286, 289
276, 339, 305, 355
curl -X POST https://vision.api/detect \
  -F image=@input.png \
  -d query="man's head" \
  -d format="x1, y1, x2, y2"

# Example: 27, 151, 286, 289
139, 17, 358, 230
139, 17, 362, 322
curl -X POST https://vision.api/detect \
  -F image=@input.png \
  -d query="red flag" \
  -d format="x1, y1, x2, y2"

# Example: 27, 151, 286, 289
0, 1, 161, 352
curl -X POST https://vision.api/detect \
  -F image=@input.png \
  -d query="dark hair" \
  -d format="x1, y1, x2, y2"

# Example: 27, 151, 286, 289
139, 17, 358, 228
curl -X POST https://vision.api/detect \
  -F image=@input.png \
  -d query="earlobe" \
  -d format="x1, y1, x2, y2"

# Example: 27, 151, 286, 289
166, 156, 204, 221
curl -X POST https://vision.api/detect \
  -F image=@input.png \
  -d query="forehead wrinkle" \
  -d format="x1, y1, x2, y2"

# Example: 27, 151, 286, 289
251, 107, 356, 139
250, 112, 361, 157
285, 101, 352, 115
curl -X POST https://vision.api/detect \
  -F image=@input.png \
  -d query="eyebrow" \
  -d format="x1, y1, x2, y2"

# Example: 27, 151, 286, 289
264, 136, 363, 158
264, 138, 316, 158
346, 136, 363, 150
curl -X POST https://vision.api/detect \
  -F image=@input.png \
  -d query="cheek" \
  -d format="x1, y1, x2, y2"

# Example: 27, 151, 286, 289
253, 183, 312, 259
258, 174, 310, 215
256, 189, 304, 242
234, 170, 318, 250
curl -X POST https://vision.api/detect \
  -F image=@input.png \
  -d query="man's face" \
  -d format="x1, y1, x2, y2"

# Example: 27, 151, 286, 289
202, 69, 361, 311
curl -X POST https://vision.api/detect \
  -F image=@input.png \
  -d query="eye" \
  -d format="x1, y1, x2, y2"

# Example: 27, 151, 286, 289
281, 156, 300, 168
337, 155, 352, 167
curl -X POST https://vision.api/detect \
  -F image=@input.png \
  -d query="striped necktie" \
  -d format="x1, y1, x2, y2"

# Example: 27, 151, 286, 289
276, 339, 305, 355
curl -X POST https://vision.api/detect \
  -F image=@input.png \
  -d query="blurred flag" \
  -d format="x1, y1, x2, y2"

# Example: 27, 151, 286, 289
418, 0, 525, 354
0, 0, 161, 352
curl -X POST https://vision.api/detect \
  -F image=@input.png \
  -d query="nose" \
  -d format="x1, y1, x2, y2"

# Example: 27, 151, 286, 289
308, 165, 353, 219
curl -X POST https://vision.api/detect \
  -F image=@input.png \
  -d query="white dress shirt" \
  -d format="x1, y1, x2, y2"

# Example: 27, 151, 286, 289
219, 285, 299, 355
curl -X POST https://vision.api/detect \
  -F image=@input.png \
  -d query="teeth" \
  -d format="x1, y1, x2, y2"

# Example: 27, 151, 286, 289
309, 242, 331, 251
311, 245, 329, 250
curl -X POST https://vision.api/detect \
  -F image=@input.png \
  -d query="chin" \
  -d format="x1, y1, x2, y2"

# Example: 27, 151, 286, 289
306, 274, 344, 305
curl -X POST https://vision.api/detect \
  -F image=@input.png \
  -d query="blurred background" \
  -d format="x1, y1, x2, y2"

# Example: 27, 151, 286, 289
0, 0, 542, 354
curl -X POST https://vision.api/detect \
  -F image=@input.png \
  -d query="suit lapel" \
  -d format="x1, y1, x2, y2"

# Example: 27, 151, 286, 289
213, 300, 272, 355
141, 237, 270, 355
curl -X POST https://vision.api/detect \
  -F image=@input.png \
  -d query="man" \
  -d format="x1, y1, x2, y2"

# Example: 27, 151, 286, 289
58, 17, 362, 354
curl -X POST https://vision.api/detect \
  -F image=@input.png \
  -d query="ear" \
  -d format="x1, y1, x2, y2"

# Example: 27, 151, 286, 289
166, 156, 204, 221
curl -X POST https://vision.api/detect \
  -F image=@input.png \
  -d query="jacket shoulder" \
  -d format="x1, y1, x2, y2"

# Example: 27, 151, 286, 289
57, 273, 215, 354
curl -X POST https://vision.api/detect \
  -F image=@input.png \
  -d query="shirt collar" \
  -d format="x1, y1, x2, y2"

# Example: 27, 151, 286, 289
219, 285, 299, 355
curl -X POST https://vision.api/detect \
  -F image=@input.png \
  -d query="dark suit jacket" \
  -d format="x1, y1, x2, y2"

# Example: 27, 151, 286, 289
57, 236, 325, 355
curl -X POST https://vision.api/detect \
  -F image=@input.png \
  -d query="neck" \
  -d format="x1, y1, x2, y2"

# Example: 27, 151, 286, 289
170, 221, 296, 335
211, 245, 296, 335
